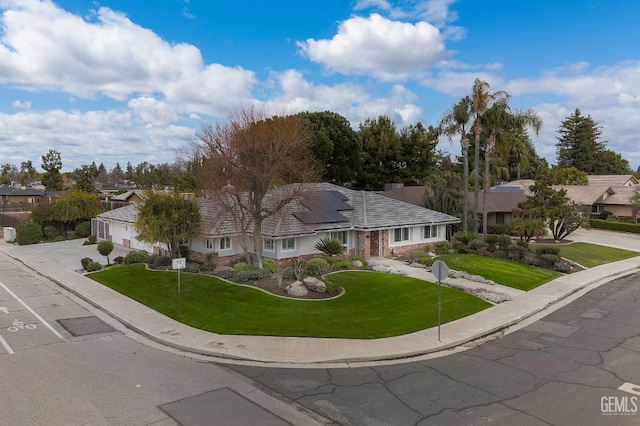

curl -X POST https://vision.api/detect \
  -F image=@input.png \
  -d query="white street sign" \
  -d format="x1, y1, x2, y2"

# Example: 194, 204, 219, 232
172, 257, 186, 270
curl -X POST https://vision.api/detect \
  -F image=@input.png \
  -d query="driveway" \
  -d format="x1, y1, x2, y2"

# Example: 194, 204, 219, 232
21, 239, 132, 272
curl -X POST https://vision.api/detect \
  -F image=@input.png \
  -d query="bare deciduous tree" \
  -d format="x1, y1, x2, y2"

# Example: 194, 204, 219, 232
195, 106, 321, 269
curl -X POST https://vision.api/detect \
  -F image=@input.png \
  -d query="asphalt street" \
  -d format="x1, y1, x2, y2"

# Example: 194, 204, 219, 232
231, 272, 640, 425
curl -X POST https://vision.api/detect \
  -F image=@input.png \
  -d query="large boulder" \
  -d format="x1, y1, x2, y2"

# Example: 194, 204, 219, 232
285, 281, 308, 297
352, 260, 364, 268
303, 276, 326, 293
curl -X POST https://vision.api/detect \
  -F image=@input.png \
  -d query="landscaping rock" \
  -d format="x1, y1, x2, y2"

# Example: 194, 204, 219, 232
303, 276, 326, 293
285, 281, 308, 297
352, 260, 363, 268
216, 265, 234, 273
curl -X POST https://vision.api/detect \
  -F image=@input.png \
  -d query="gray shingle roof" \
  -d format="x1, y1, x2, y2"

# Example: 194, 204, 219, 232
99, 183, 460, 238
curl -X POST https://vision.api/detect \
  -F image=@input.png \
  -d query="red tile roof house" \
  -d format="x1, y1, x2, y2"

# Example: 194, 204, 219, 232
94, 183, 460, 266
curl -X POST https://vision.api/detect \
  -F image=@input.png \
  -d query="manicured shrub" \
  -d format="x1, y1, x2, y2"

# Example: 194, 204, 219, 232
282, 267, 297, 280
148, 255, 171, 267
486, 234, 512, 252
468, 238, 487, 252
262, 257, 276, 273
16, 221, 43, 245
216, 269, 234, 279
507, 244, 526, 260
97, 241, 114, 264
419, 256, 434, 266
408, 250, 429, 263
590, 219, 640, 233
85, 261, 102, 272
535, 253, 559, 269
43, 225, 59, 240
332, 260, 353, 270
75, 221, 91, 238
535, 246, 560, 256
203, 252, 218, 271
184, 262, 201, 273
234, 261, 250, 272
306, 257, 329, 277
236, 269, 271, 282
113, 256, 124, 264
433, 240, 453, 255
81, 257, 93, 270
350, 255, 368, 267
83, 235, 97, 245
123, 250, 149, 264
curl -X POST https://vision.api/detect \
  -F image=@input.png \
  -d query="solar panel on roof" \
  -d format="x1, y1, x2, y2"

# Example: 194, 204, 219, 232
294, 190, 353, 224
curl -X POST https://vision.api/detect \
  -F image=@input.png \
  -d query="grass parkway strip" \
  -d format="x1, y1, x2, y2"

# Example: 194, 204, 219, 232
89, 266, 491, 339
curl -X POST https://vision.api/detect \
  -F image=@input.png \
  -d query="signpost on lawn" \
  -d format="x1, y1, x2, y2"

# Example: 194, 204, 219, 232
431, 260, 449, 342
172, 257, 186, 315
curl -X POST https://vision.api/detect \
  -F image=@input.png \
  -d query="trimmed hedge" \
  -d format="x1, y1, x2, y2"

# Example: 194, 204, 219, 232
16, 221, 43, 245
590, 219, 640, 234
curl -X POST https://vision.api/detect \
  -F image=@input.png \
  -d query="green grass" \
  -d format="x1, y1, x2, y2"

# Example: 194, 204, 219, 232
89, 266, 490, 339
436, 254, 562, 291
537, 242, 640, 268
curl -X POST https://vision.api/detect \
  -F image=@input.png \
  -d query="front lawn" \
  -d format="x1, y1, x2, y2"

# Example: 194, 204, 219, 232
436, 254, 562, 291
536, 242, 640, 268
89, 266, 490, 339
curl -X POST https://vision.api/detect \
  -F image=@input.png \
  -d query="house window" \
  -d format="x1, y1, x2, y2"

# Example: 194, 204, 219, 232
219, 236, 231, 250
392, 227, 410, 243
423, 225, 439, 239
591, 204, 605, 213
330, 231, 348, 246
263, 238, 274, 251
496, 213, 506, 224
282, 238, 296, 251
206, 238, 215, 250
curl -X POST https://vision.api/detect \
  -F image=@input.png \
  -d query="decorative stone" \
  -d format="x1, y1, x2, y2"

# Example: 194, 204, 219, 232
352, 260, 364, 268
285, 281, 308, 297
303, 276, 326, 293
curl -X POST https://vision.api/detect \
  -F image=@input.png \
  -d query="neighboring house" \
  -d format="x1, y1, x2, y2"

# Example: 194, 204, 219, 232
94, 183, 459, 265
381, 185, 428, 206
0, 185, 45, 205
492, 175, 640, 220
110, 189, 146, 204
470, 189, 528, 227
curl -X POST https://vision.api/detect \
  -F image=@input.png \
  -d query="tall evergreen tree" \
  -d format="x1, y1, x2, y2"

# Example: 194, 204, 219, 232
556, 109, 606, 174
41, 149, 64, 191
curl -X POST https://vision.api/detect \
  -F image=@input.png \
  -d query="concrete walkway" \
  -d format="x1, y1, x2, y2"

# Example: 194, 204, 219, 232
1, 228, 639, 367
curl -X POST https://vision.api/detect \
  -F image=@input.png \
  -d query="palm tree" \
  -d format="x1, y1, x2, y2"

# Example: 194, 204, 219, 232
438, 96, 472, 231
470, 79, 509, 233
482, 103, 542, 239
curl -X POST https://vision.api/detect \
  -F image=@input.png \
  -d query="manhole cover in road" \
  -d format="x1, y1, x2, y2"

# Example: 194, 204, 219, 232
57, 316, 116, 336
160, 388, 289, 426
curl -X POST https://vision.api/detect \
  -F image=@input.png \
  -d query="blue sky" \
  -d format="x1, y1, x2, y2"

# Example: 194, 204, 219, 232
1, 0, 640, 173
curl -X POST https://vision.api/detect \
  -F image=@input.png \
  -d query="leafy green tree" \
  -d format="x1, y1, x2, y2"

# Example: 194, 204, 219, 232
19, 160, 38, 185
111, 163, 123, 186
545, 166, 588, 185
556, 109, 606, 174
74, 165, 97, 193
439, 96, 473, 231
630, 186, 640, 220
356, 116, 400, 190
97, 241, 114, 265
297, 111, 362, 186
518, 179, 586, 240
482, 102, 542, 239
41, 150, 64, 191
135, 191, 201, 258
53, 189, 98, 230
595, 150, 631, 175
396, 122, 439, 185
423, 172, 463, 227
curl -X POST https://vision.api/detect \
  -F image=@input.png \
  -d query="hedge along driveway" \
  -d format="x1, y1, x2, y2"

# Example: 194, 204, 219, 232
89, 266, 491, 339
436, 254, 562, 291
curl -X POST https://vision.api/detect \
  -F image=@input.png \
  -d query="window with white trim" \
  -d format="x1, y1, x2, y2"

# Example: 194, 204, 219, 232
282, 238, 296, 251
263, 238, 274, 251
219, 236, 231, 250
330, 231, 348, 246
392, 227, 410, 243
206, 238, 215, 250
423, 225, 439, 239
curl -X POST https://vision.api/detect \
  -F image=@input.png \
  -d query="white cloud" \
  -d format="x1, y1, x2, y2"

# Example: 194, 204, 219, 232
0, 109, 193, 170
263, 70, 421, 126
128, 97, 178, 125
11, 100, 31, 109
298, 13, 448, 81
0, 0, 255, 118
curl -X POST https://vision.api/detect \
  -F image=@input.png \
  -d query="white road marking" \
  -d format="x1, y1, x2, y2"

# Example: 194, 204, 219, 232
0, 333, 14, 354
618, 382, 640, 396
0, 280, 64, 339
0, 306, 9, 314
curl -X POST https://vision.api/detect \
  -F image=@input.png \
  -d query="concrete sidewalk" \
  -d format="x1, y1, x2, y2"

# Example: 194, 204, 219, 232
2, 229, 640, 367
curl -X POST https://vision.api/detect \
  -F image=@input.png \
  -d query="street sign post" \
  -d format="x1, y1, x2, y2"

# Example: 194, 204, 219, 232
431, 260, 449, 342
172, 258, 186, 315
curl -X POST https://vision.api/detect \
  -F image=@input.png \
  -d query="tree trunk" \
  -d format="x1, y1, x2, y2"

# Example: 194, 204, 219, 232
473, 129, 480, 233
483, 142, 492, 241
253, 217, 264, 270
461, 136, 469, 233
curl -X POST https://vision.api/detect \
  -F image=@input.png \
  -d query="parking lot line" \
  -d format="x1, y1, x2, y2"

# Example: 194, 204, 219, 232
0, 280, 64, 339
0, 333, 13, 354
